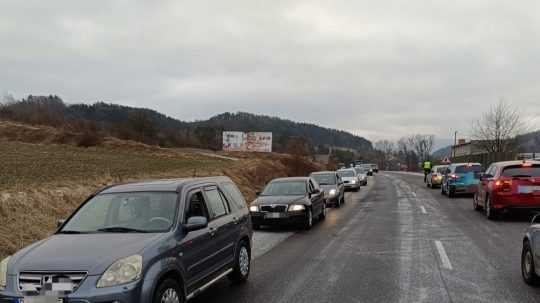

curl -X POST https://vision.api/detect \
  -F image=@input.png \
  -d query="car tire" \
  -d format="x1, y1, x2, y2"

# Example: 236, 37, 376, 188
523, 241, 539, 285
304, 209, 313, 230
485, 196, 497, 220
153, 279, 184, 303
448, 188, 455, 198
319, 203, 327, 220
229, 240, 251, 283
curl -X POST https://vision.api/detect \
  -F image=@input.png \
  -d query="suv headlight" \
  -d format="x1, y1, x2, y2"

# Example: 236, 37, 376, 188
249, 205, 259, 212
0, 256, 10, 289
328, 189, 337, 196
288, 204, 305, 211
97, 255, 142, 288
351, 179, 357, 184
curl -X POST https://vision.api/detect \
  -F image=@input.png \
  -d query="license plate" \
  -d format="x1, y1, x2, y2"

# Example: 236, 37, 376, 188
518, 186, 540, 194
265, 212, 282, 219
20, 297, 63, 303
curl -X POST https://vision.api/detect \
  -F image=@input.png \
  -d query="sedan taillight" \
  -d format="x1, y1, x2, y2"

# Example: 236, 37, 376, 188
495, 179, 512, 192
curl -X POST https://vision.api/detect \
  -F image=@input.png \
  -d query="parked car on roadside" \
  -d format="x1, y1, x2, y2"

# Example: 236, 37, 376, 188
353, 167, 369, 186
370, 164, 379, 173
359, 164, 374, 176
474, 160, 540, 219
310, 171, 345, 208
0, 177, 252, 303
521, 215, 540, 285
441, 163, 483, 198
427, 165, 449, 188
249, 177, 326, 230
337, 168, 361, 191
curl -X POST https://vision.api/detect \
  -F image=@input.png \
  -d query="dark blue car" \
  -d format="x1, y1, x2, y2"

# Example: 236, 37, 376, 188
0, 177, 252, 303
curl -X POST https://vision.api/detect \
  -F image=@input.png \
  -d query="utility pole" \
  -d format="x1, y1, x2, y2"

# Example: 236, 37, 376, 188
453, 131, 458, 158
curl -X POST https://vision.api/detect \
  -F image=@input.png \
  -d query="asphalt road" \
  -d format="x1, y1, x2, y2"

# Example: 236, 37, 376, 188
193, 173, 540, 303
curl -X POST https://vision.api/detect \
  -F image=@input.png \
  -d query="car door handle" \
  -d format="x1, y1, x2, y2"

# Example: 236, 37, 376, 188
232, 217, 239, 225
209, 227, 218, 237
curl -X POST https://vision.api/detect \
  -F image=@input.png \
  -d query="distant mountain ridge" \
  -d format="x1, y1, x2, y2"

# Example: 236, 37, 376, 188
0, 95, 372, 152
194, 112, 372, 152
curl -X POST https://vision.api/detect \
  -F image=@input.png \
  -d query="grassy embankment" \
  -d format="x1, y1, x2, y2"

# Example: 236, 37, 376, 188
0, 121, 321, 259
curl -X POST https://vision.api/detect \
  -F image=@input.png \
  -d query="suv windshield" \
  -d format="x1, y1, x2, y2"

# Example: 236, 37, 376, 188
455, 165, 483, 174
61, 192, 178, 233
261, 181, 307, 196
501, 165, 540, 177
311, 174, 337, 185
337, 170, 355, 177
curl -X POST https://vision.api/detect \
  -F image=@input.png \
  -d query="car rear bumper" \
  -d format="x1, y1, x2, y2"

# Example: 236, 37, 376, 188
449, 184, 478, 194
251, 212, 306, 226
492, 194, 540, 210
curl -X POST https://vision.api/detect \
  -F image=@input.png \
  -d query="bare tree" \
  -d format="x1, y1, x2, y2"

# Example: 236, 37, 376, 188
374, 140, 395, 170
408, 134, 435, 162
472, 100, 526, 153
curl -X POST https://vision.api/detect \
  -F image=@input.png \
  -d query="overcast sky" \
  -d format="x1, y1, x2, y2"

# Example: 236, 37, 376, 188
2, 0, 540, 147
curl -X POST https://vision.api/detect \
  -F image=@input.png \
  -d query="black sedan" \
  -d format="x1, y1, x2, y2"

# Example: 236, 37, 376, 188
249, 177, 326, 230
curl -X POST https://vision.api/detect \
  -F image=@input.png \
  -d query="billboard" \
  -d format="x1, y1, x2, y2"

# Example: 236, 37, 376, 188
222, 131, 246, 152
246, 132, 272, 152
222, 131, 272, 152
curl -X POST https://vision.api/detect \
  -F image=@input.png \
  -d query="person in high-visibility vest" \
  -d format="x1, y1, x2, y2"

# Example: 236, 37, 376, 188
423, 160, 432, 183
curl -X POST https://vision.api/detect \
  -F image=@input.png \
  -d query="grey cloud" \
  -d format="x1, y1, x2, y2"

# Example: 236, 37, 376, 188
1, 0, 540, 143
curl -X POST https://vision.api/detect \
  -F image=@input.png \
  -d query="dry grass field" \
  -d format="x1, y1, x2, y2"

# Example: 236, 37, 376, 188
0, 121, 322, 259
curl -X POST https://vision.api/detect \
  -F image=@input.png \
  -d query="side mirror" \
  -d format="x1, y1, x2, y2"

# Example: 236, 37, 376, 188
185, 216, 208, 232
57, 219, 66, 228
532, 214, 540, 224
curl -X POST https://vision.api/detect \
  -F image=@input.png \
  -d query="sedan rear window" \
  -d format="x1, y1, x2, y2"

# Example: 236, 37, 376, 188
501, 165, 540, 177
455, 165, 483, 174
261, 181, 307, 196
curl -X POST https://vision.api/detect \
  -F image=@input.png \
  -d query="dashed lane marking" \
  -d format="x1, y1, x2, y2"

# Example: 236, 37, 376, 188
435, 240, 453, 270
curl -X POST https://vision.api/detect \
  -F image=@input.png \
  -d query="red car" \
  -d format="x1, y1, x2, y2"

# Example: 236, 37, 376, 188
474, 160, 540, 219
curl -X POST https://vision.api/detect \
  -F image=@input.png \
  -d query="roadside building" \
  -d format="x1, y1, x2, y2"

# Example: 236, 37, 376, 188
451, 140, 488, 157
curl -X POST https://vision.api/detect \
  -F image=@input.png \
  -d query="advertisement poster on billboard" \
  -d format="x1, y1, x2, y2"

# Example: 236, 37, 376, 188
222, 131, 272, 152
246, 132, 272, 152
222, 131, 246, 151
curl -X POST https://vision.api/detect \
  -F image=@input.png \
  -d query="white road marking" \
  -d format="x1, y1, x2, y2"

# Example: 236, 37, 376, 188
411, 192, 417, 198
420, 206, 427, 214
435, 240, 453, 270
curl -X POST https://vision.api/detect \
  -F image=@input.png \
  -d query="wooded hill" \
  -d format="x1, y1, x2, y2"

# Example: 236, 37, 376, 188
0, 95, 372, 153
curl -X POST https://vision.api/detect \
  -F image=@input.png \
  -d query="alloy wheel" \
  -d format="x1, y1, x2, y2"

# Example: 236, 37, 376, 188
161, 288, 180, 303
239, 246, 250, 276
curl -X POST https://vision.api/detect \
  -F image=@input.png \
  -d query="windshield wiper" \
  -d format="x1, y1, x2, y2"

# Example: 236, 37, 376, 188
97, 227, 149, 233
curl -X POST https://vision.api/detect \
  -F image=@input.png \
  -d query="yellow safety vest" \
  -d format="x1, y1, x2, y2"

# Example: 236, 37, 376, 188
423, 161, 432, 169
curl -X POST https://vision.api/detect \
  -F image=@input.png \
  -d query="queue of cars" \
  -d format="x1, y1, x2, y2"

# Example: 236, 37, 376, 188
0, 166, 374, 303
423, 160, 540, 286
250, 165, 371, 229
